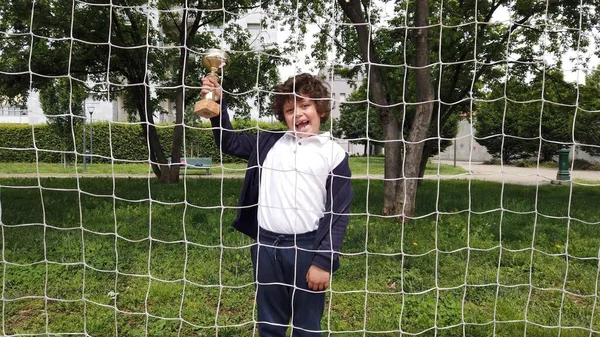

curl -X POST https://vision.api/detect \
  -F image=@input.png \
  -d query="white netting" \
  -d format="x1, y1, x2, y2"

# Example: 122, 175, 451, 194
0, 0, 599, 336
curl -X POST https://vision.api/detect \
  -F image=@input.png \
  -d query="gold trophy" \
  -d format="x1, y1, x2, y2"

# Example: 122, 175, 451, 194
194, 49, 230, 118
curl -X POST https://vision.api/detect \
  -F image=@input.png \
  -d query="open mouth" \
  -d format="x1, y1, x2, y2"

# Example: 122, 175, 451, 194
295, 120, 309, 131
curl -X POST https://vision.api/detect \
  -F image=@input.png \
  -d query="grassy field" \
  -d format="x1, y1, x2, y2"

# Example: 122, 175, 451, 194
1, 178, 599, 336
0, 157, 467, 177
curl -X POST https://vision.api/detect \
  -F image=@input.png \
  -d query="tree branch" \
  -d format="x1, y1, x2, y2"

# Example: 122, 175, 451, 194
337, 0, 389, 105
313, 22, 355, 56
441, 12, 534, 116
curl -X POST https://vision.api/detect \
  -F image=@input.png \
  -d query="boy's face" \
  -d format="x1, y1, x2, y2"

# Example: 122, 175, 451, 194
283, 97, 325, 138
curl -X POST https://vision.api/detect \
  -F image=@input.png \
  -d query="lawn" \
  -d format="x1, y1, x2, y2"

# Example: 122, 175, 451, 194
574, 178, 600, 185
0, 157, 467, 177
0, 178, 599, 336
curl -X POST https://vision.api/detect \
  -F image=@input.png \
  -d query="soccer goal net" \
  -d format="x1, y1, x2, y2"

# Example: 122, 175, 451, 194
0, 0, 599, 336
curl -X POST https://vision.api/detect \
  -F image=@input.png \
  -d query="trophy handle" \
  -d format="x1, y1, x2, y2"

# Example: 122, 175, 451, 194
203, 71, 220, 101
195, 71, 222, 118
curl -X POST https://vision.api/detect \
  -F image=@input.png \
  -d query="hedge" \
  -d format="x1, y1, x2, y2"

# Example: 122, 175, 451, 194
0, 120, 287, 164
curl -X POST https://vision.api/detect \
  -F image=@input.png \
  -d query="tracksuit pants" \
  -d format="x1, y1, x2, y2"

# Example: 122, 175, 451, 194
251, 228, 325, 337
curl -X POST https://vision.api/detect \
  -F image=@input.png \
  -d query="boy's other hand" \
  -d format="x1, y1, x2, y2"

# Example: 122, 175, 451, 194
306, 265, 330, 291
200, 77, 222, 102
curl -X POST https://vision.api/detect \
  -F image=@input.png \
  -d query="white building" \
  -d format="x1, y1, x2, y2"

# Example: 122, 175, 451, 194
318, 68, 364, 155
0, 91, 121, 125
436, 119, 493, 162
0, 104, 28, 124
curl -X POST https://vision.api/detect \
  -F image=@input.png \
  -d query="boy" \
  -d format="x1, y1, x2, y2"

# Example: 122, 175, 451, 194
201, 73, 353, 337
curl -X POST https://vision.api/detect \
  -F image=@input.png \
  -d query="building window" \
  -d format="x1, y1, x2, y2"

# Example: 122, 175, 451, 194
247, 23, 260, 33
0, 106, 27, 117
340, 93, 346, 102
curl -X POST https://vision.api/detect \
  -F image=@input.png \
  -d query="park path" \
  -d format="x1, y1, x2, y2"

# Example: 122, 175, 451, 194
1, 161, 599, 185
426, 160, 600, 185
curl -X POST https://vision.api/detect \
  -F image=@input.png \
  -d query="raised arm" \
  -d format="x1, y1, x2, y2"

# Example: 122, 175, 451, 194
201, 76, 257, 160
209, 99, 257, 160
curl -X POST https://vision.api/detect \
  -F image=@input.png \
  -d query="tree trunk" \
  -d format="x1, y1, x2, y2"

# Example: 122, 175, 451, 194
381, 115, 401, 215
164, 7, 203, 183
167, 90, 184, 183
338, 0, 402, 216
396, 0, 435, 219
417, 140, 435, 186
418, 106, 441, 185
136, 84, 168, 181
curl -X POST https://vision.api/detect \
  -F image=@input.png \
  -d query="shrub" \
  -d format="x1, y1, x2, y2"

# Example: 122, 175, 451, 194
0, 121, 287, 164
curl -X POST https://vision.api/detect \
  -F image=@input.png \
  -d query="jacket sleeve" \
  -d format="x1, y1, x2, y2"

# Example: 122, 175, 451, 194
312, 154, 353, 273
209, 98, 257, 160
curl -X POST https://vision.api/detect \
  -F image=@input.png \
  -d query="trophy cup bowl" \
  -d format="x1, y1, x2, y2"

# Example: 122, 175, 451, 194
194, 49, 230, 118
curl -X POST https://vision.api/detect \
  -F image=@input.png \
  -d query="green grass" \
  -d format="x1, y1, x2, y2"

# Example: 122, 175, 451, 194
0, 162, 248, 175
0, 158, 467, 176
349, 156, 467, 176
1, 178, 599, 336
574, 178, 600, 185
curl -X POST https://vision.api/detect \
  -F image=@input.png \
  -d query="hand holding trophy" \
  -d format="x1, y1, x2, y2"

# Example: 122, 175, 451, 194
194, 49, 230, 118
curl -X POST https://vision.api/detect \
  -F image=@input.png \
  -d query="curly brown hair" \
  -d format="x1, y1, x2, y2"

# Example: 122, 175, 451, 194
272, 73, 331, 123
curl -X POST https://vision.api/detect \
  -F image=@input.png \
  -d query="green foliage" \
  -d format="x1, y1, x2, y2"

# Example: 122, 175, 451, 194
0, 123, 66, 163
0, 0, 76, 104
155, 5, 287, 121
475, 70, 597, 162
338, 85, 384, 144
337, 80, 458, 154
278, 0, 598, 161
574, 68, 600, 156
0, 121, 287, 163
0, 0, 287, 181
38, 78, 89, 152
572, 159, 600, 171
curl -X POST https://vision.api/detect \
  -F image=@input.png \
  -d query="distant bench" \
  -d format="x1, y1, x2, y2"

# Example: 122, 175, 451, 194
168, 157, 212, 175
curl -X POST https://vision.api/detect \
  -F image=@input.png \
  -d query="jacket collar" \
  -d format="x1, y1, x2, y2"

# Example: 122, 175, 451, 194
283, 131, 331, 145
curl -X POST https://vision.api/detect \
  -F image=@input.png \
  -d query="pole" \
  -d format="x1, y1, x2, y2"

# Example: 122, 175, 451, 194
83, 118, 87, 172
453, 139, 457, 167
556, 147, 571, 181
90, 112, 93, 164
87, 106, 95, 165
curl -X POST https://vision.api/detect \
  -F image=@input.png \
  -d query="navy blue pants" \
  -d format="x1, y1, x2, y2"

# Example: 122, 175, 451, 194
251, 229, 325, 337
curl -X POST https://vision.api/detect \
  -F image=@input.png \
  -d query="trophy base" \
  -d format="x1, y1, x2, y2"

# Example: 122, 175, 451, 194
194, 99, 221, 118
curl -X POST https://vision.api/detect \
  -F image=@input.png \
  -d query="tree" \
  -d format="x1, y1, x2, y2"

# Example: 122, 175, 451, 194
153, 2, 285, 182
337, 85, 383, 154
337, 78, 457, 158
399, 0, 434, 219
575, 67, 600, 156
268, 0, 598, 217
0, 0, 284, 183
38, 78, 88, 166
476, 70, 577, 162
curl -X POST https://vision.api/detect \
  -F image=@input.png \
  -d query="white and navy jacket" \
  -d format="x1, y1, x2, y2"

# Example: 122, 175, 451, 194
210, 100, 354, 273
